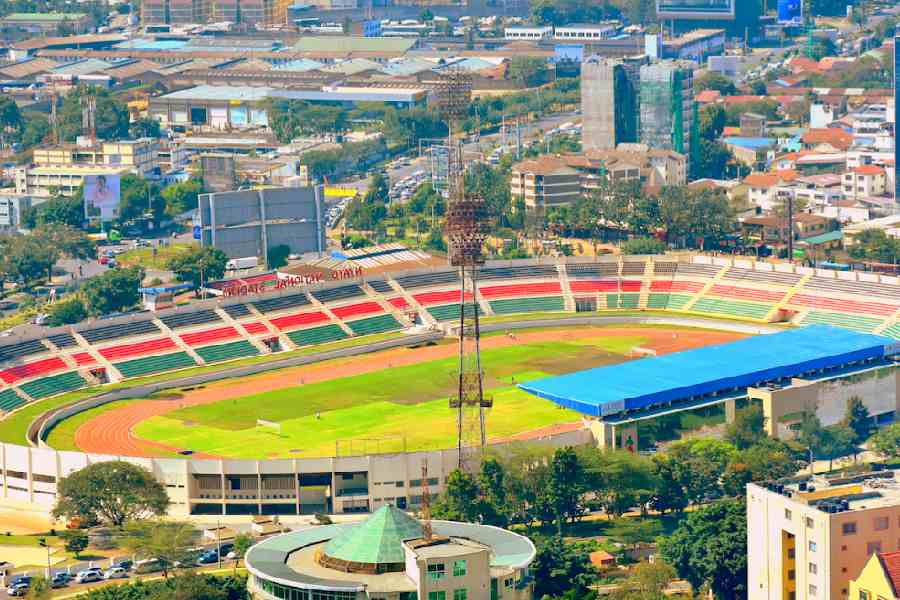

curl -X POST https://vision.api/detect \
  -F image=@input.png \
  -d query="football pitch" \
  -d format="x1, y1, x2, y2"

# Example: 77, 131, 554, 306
130, 336, 645, 458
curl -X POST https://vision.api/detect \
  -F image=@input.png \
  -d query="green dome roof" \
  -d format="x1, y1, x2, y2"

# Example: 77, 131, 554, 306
323, 506, 424, 565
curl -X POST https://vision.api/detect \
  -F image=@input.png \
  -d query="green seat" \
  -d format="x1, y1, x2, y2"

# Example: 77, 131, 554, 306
489, 296, 564, 315
882, 323, 900, 339
287, 324, 348, 347
19, 372, 86, 399
114, 351, 197, 378
800, 311, 883, 333
666, 294, 693, 310
428, 303, 480, 322
691, 297, 770, 320
196, 340, 259, 363
606, 294, 639, 309
0, 388, 25, 412
347, 314, 401, 336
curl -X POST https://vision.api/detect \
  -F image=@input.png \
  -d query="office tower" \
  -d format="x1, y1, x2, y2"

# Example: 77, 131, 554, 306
639, 60, 694, 167
581, 56, 639, 151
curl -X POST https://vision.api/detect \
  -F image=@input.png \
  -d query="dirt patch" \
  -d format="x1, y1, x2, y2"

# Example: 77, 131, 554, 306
73, 326, 742, 458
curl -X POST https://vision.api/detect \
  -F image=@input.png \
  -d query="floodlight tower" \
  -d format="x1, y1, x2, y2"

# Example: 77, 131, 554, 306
434, 68, 491, 469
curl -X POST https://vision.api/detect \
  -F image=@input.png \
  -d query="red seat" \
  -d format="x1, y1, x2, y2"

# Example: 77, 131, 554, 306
73, 352, 97, 366
414, 290, 470, 305
0, 356, 67, 384
99, 337, 177, 360
269, 311, 329, 331
242, 322, 270, 334
480, 282, 561, 299
709, 284, 784, 303
389, 297, 410, 309
570, 280, 641, 293
180, 326, 240, 347
791, 294, 896, 316
650, 280, 703, 292
330, 302, 383, 319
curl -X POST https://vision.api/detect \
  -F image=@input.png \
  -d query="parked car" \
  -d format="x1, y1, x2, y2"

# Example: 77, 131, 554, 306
103, 567, 129, 580
51, 572, 71, 588
196, 550, 219, 565
112, 559, 134, 571
75, 568, 103, 583
7, 582, 29, 596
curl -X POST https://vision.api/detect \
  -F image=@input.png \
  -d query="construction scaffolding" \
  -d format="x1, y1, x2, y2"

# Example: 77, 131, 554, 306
639, 61, 694, 167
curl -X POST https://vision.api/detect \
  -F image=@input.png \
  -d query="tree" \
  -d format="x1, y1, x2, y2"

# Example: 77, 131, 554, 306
608, 519, 663, 553
530, 536, 596, 599
650, 453, 688, 514
581, 449, 658, 517
542, 447, 585, 533
842, 396, 873, 445
796, 412, 827, 467
748, 79, 768, 96
61, 529, 89, 559
168, 246, 228, 293
19, 116, 51, 149
694, 139, 734, 180
160, 179, 203, 218
699, 104, 726, 141
818, 424, 857, 471
620, 237, 665, 255
118, 174, 164, 225
24, 575, 51, 600
477, 457, 510, 527
58, 86, 129, 142
431, 469, 482, 523
46, 298, 87, 327
871, 424, 900, 461
82, 266, 144, 316
122, 520, 197, 578
724, 404, 767, 450
267, 244, 291, 269
664, 438, 736, 504
721, 439, 800, 497
508, 56, 547, 87
612, 560, 676, 600
25, 191, 84, 228
695, 72, 737, 95
0, 235, 57, 285
76, 574, 248, 600
53, 461, 169, 527
659, 499, 747, 600
233, 533, 254, 560
130, 116, 161, 140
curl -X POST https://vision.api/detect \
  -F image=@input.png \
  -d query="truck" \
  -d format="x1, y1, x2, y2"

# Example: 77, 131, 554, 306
226, 257, 259, 270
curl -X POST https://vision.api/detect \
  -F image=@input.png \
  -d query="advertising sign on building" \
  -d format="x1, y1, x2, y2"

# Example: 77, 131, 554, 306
84, 173, 121, 222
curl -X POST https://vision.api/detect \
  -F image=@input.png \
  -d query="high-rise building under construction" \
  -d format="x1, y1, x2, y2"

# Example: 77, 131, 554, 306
580, 56, 643, 151
639, 61, 695, 169
141, 0, 287, 27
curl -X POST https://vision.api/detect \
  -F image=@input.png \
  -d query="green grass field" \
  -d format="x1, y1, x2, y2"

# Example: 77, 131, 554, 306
132, 335, 643, 458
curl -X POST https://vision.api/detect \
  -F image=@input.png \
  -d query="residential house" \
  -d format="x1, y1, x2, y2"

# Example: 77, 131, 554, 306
849, 551, 900, 600
741, 213, 834, 246
510, 156, 582, 210
801, 128, 854, 152
844, 165, 887, 199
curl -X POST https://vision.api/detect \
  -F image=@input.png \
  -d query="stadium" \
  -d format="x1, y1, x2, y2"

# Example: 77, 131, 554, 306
0, 254, 898, 517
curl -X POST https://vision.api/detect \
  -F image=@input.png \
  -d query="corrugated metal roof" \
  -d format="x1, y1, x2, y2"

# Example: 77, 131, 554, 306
272, 58, 324, 72
320, 58, 381, 75
52, 58, 113, 75
293, 36, 415, 53
0, 57, 59, 78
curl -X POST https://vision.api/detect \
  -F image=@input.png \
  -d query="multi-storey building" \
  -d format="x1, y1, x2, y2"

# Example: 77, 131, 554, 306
581, 56, 640, 151
749, 473, 900, 600
639, 61, 694, 171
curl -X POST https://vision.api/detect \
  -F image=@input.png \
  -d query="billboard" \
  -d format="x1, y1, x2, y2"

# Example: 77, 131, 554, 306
84, 174, 121, 222
777, 0, 802, 26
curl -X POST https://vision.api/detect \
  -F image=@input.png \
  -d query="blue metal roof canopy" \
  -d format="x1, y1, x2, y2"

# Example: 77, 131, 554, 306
519, 325, 897, 417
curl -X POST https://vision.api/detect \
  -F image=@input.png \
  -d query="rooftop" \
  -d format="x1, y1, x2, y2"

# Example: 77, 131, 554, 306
324, 505, 422, 565
753, 470, 900, 514
2, 12, 86, 21
293, 36, 416, 54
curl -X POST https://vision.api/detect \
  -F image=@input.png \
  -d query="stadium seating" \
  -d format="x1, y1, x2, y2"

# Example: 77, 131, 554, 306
489, 296, 565, 314
647, 294, 693, 310
706, 284, 785, 304
649, 280, 704, 293
73, 352, 97, 366
330, 302, 384, 320
804, 276, 900, 299
80, 320, 160, 344
621, 261, 646, 276
480, 282, 562, 299
571, 280, 641, 294
413, 290, 471, 306
222, 303, 252, 319
0, 388, 25, 412
161, 309, 222, 330
428, 303, 480, 322
393, 270, 458, 289
180, 327, 241, 347
242, 322, 270, 335
268, 311, 329, 331
882, 323, 900, 339
567, 263, 619, 278
606, 294, 640, 309
388, 297, 409, 310
310, 285, 365, 304
114, 352, 197, 378
0, 339, 48, 362
366, 279, 395, 293
478, 265, 559, 280
20, 372, 86, 400
691, 298, 772, 320
799, 311, 884, 332
46, 332, 77, 349
346, 314, 401, 336
99, 338, 177, 361
252, 293, 310, 315
673, 263, 722, 278
0, 357, 68, 384
790, 294, 897, 316
722, 267, 803, 287
196, 341, 259, 363
287, 324, 348, 347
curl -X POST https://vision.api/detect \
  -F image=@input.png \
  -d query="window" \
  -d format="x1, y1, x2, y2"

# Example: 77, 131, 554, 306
453, 560, 467, 577
428, 593, 446, 600
806, 517, 814, 528
453, 590, 467, 600
428, 564, 446, 581
860, 592, 870, 600
875, 517, 889, 531
843, 522, 858, 535
809, 584, 817, 596
785, 509, 792, 520
867, 541, 882, 554
809, 563, 817, 575
788, 569, 795, 581
809, 541, 817, 552
788, 548, 796, 559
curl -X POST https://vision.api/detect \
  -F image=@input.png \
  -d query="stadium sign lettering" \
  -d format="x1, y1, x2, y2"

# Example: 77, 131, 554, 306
219, 267, 365, 297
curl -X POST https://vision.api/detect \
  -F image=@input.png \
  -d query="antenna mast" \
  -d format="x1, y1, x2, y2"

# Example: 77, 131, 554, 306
420, 460, 432, 541
435, 68, 491, 470
82, 94, 97, 143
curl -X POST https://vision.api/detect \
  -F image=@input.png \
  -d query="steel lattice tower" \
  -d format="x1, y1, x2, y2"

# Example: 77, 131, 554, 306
434, 69, 491, 468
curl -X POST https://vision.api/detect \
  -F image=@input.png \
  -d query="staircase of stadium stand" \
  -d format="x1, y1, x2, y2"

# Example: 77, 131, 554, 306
764, 270, 811, 323
307, 293, 355, 337
215, 307, 271, 354
596, 290, 608, 310
638, 258, 655, 310
363, 282, 413, 328
245, 302, 296, 351
71, 330, 122, 383
681, 264, 731, 312
45, 338, 79, 370
473, 277, 494, 318
556, 264, 575, 312
11, 385, 33, 404
155, 318, 206, 366
875, 306, 900, 335
388, 278, 437, 327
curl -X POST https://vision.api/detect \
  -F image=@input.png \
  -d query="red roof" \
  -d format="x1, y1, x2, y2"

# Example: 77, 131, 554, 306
724, 95, 769, 105
723, 126, 741, 136
743, 173, 781, 188
695, 89, 721, 103
852, 165, 885, 176
802, 128, 853, 151
787, 56, 821, 73
878, 552, 900, 597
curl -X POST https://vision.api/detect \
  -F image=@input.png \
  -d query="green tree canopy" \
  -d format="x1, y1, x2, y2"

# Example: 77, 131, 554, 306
53, 460, 169, 527
161, 179, 203, 219
620, 236, 665, 255
122, 520, 197, 578
45, 297, 88, 327
842, 396, 873, 445
58, 86, 129, 142
167, 246, 228, 292
82, 266, 145, 315
724, 404, 767, 450
694, 72, 737, 95
530, 536, 596, 598
871, 423, 900, 460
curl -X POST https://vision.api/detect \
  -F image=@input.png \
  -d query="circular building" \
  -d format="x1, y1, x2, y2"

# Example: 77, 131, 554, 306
245, 505, 536, 600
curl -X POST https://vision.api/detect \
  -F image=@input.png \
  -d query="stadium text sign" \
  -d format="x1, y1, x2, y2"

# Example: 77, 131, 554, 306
220, 266, 365, 297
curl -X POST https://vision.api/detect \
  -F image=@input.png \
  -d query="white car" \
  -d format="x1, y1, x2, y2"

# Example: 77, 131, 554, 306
103, 567, 129, 580
75, 569, 103, 583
